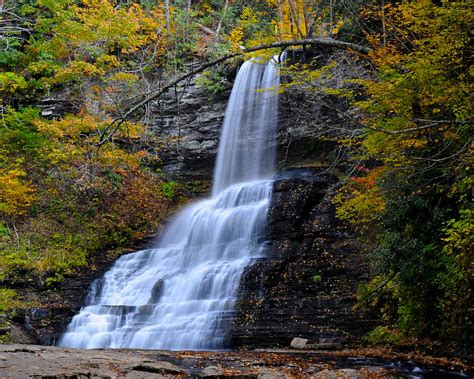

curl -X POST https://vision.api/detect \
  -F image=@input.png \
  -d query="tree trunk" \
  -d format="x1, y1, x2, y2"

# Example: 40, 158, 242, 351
165, 0, 170, 31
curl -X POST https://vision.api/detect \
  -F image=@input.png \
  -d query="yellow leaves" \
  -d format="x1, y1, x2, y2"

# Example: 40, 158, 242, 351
95, 55, 120, 70
99, 148, 141, 169
34, 113, 144, 169
108, 72, 139, 83
199, 2, 213, 15
442, 207, 474, 273
229, 27, 244, 51
331, 20, 344, 36
0, 73, 28, 95
114, 120, 143, 140
241, 6, 258, 24
368, 45, 403, 66
27, 61, 58, 77
42, 147, 72, 165
35, 112, 100, 139
41, 0, 167, 71
355, 0, 472, 169
265, 0, 279, 7
53, 61, 103, 83
275, 0, 308, 40
0, 168, 35, 216
398, 138, 427, 150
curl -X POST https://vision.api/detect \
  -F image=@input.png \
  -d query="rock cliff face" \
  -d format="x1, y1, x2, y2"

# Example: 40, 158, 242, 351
230, 168, 373, 348
7, 170, 373, 347
150, 48, 356, 180
149, 81, 231, 180
146, 50, 373, 348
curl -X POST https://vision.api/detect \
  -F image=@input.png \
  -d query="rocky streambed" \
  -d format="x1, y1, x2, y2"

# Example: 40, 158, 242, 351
0, 344, 471, 378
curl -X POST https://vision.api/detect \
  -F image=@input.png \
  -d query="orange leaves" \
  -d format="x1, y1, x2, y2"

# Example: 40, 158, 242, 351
333, 167, 386, 231
350, 166, 385, 191
367, 44, 403, 67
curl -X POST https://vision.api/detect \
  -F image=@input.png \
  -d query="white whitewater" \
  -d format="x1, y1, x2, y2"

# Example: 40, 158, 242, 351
59, 56, 282, 350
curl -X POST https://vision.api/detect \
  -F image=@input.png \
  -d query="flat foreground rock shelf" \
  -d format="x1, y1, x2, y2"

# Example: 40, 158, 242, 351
0, 344, 471, 378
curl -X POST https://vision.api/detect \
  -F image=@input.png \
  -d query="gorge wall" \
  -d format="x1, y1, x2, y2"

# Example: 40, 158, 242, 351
150, 48, 357, 180
4, 48, 373, 347
231, 168, 374, 348
147, 49, 376, 347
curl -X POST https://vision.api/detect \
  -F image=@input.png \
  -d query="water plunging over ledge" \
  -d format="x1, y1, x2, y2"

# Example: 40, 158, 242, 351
59, 56, 282, 350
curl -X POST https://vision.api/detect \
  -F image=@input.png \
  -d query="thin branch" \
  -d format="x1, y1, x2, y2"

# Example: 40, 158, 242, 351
362, 119, 473, 135
98, 38, 372, 146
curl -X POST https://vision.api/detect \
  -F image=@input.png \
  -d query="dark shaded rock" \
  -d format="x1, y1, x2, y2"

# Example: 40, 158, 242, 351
148, 48, 361, 181
148, 279, 165, 304
306, 342, 342, 350
38, 96, 80, 119
230, 168, 375, 349
148, 77, 233, 180
268, 170, 336, 240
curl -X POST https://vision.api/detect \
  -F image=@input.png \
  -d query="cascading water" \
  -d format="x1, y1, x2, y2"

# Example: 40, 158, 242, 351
59, 55, 283, 350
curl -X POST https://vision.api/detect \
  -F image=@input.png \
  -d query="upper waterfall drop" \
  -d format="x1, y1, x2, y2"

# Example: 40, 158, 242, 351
58, 56, 283, 350
213, 56, 281, 194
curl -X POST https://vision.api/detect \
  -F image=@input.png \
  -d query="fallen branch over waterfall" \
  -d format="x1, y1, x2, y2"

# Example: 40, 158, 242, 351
98, 38, 371, 146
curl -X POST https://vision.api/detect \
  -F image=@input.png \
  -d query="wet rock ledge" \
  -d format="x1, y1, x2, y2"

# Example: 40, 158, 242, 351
231, 168, 374, 348
1, 344, 471, 378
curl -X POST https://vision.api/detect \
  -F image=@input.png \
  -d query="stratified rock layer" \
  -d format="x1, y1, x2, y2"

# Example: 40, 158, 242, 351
150, 48, 358, 181
5, 49, 368, 347
231, 168, 374, 348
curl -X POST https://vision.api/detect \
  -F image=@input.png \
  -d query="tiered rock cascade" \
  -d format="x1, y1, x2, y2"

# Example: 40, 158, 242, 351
231, 168, 374, 348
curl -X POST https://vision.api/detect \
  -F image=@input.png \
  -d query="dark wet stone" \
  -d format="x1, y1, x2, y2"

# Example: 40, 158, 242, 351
230, 168, 375, 349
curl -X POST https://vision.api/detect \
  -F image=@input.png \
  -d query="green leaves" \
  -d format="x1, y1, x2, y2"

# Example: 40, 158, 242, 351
333, 0, 473, 344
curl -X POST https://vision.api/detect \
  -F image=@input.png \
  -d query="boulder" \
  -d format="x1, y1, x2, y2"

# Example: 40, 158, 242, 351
290, 337, 308, 349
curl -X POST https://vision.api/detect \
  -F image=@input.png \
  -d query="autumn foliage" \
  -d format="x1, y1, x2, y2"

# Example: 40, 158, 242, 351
333, 0, 473, 344
0, 0, 472, 348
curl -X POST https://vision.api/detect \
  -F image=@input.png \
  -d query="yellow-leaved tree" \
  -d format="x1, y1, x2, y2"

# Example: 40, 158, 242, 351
334, 0, 473, 343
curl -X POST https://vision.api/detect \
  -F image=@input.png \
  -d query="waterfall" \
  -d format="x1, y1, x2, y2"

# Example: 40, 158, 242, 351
58, 56, 282, 350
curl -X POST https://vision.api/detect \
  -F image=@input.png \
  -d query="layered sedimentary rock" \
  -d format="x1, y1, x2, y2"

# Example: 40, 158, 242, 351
231, 168, 374, 348
7, 169, 373, 347
5, 49, 371, 347
150, 48, 357, 180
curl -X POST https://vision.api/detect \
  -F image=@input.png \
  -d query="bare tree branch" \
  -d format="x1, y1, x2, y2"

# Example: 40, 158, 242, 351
361, 119, 473, 135
98, 38, 372, 146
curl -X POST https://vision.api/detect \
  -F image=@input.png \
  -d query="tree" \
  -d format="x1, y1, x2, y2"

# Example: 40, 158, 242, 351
335, 0, 473, 342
